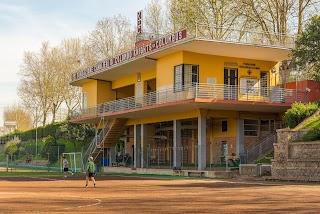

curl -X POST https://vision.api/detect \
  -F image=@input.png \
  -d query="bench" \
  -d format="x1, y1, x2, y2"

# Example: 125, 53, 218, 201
173, 170, 183, 176
111, 162, 118, 167
187, 171, 205, 177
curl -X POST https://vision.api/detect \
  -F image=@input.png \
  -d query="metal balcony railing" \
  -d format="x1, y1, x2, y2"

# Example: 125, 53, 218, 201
71, 24, 296, 82
194, 24, 295, 48
71, 83, 308, 120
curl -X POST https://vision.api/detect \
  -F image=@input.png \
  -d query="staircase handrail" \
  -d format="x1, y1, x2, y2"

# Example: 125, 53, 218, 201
246, 132, 277, 163
82, 119, 112, 167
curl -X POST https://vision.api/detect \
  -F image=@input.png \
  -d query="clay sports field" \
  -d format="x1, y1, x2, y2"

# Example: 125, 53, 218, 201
1, 174, 320, 213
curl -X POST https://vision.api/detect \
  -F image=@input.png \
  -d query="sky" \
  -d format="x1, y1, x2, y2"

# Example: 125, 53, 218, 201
0, 0, 154, 125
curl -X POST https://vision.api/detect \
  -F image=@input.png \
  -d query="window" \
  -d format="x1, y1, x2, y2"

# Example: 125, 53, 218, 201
260, 119, 275, 136
244, 119, 258, 136
222, 121, 227, 132
260, 72, 269, 97
174, 64, 199, 92
82, 92, 87, 112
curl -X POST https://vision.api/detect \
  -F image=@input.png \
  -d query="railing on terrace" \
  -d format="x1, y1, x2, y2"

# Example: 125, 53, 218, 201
194, 24, 295, 48
71, 24, 296, 82
71, 83, 308, 120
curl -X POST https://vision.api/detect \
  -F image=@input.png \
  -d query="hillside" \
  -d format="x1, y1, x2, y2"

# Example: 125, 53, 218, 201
295, 108, 320, 130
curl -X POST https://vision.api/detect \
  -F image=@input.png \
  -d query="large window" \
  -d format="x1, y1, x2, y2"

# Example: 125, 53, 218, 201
244, 119, 275, 136
174, 64, 199, 92
244, 119, 259, 136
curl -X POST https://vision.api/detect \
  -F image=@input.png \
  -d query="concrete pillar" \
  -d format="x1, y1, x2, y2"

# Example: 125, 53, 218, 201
198, 116, 207, 171
141, 124, 148, 168
236, 119, 244, 156
134, 124, 141, 168
173, 120, 182, 168
110, 147, 115, 163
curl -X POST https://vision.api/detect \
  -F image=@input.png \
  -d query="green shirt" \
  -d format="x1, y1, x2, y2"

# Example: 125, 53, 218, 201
86, 161, 95, 173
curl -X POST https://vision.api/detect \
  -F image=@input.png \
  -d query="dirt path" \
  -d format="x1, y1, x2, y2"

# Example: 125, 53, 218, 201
0, 175, 320, 213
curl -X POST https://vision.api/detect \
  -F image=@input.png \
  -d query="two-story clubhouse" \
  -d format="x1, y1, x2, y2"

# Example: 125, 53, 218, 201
70, 24, 307, 174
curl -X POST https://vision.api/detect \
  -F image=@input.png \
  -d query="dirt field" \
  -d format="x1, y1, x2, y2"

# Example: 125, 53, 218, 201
1, 175, 320, 214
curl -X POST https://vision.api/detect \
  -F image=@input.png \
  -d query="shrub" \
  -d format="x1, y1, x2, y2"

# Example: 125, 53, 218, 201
4, 136, 21, 155
40, 135, 65, 163
301, 128, 320, 141
283, 102, 318, 128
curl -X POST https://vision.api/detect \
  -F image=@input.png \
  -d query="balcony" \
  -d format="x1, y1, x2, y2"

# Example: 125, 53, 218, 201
70, 83, 308, 122
71, 25, 295, 84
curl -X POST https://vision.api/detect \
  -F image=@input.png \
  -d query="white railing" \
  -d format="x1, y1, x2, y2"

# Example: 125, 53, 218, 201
71, 83, 308, 120
194, 24, 295, 48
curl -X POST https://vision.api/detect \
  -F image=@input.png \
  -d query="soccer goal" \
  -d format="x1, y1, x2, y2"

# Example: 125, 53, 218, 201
62, 152, 83, 173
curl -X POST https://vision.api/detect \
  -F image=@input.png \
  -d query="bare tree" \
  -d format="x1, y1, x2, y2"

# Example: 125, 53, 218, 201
168, 0, 247, 39
145, 0, 167, 35
3, 104, 32, 131
87, 14, 135, 60
18, 42, 56, 126
59, 38, 84, 116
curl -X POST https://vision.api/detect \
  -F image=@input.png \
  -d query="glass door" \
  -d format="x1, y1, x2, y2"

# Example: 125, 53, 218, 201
224, 68, 238, 100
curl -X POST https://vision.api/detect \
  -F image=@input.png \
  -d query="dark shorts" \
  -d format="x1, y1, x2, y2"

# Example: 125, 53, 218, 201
64, 168, 69, 172
87, 172, 94, 178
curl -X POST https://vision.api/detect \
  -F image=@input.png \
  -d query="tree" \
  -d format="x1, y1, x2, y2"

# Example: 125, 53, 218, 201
3, 104, 32, 131
87, 14, 135, 60
40, 135, 65, 164
145, 0, 167, 35
292, 15, 320, 83
4, 136, 20, 155
58, 38, 84, 117
57, 121, 95, 149
18, 42, 56, 126
168, 0, 247, 39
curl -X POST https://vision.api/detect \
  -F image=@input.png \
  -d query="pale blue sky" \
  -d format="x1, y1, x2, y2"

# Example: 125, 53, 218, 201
0, 0, 156, 125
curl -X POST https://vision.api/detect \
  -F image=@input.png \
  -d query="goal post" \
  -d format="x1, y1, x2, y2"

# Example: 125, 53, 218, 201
62, 152, 83, 173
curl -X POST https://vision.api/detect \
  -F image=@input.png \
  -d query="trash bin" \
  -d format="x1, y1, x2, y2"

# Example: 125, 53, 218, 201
101, 158, 109, 166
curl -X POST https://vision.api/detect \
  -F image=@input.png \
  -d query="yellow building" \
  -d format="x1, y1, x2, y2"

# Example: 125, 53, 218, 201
70, 25, 306, 172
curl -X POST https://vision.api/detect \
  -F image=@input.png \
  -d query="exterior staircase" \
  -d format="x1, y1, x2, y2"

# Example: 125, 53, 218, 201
90, 118, 128, 163
245, 133, 277, 163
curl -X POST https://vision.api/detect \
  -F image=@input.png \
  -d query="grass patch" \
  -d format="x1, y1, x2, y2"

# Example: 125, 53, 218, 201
300, 115, 320, 129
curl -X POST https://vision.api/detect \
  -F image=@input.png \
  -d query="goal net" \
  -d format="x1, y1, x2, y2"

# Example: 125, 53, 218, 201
62, 152, 83, 173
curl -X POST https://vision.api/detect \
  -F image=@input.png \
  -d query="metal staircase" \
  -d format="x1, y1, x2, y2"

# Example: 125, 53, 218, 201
245, 133, 277, 163
84, 118, 128, 165
82, 118, 111, 168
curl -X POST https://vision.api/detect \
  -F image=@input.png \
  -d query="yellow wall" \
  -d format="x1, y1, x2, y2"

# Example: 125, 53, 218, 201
97, 81, 115, 104
183, 51, 277, 86
126, 109, 199, 125
83, 80, 115, 107
116, 84, 135, 99
112, 68, 156, 91
156, 51, 183, 90
82, 80, 97, 108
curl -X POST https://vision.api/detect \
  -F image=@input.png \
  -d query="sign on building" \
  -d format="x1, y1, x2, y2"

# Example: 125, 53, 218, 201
137, 10, 143, 34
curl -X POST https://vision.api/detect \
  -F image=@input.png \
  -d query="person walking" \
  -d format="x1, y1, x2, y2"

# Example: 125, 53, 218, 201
85, 156, 96, 188
62, 156, 74, 177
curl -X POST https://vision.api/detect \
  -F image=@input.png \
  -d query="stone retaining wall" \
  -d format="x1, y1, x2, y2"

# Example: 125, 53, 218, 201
272, 129, 320, 181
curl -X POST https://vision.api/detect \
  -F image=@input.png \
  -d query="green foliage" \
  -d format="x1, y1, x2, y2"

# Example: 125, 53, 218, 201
301, 128, 320, 141
40, 135, 65, 164
255, 150, 274, 164
4, 137, 21, 155
56, 122, 95, 148
283, 102, 318, 128
0, 122, 63, 144
292, 15, 320, 83
300, 115, 320, 129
